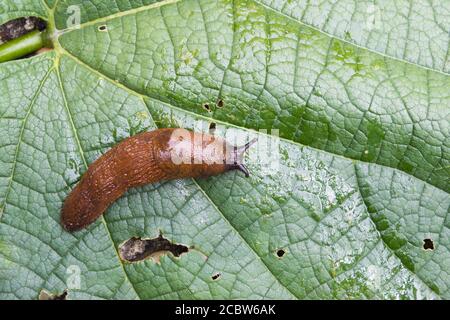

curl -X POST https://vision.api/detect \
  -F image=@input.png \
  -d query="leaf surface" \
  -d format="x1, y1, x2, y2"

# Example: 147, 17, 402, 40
0, 0, 448, 299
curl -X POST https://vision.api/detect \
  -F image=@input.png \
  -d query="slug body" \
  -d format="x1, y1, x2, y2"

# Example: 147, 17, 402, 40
61, 128, 253, 232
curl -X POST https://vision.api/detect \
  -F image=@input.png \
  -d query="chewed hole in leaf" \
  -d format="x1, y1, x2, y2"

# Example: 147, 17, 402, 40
202, 103, 211, 112
119, 235, 189, 263
38, 289, 67, 300
423, 238, 434, 250
216, 99, 224, 108
276, 249, 286, 258
209, 122, 216, 133
98, 25, 107, 32
211, 272, 221, 280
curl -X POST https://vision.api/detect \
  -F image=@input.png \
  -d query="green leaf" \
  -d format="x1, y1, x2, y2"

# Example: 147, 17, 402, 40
0, 1, 47, 23
0, 0, 448, 299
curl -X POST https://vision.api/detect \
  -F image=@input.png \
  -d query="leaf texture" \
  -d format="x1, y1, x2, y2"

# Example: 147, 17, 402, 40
0, 0, 448, 299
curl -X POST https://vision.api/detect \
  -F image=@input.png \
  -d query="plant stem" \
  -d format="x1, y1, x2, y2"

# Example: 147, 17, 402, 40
0, 30, 49, 63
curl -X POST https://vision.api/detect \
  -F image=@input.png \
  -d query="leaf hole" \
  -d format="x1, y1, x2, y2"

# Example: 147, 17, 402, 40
211, 272, 221, 280
98, 25, 107, 32
119, 234, 189, 263
216, 99, 224, 108
39, 289, 68, 300
209, 122, 216, 133
202, 103, 211, 112
276, 249, 286, 258
422, 238, 434, 251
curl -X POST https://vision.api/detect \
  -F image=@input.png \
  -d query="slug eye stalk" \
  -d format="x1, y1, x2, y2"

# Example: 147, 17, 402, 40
230, 138, 257, 178
236, 164, 250, 178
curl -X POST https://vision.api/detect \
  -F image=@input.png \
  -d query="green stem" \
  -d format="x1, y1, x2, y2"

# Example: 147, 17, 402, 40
0, 30, 50, 63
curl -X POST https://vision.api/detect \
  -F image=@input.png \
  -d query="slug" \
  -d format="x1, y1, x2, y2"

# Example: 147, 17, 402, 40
61, 128, 255, 232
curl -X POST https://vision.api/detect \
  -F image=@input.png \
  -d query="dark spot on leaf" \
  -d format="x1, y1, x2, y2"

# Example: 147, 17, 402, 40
216, 99, 224, 108
202, 103, 211, 112
423, 238, 434, 250
211, 273, 221, 280
209, 122, 216, 133
276, 249, 285, 258
98, 25, 107, 32
119, 235, 189, 263
39, 290, 67, 300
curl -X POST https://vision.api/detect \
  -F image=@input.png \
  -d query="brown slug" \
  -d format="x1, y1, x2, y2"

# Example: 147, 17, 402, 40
61, 128, 255, 232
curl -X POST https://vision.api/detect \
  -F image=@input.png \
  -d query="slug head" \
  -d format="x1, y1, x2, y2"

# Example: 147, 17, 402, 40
225, 138, 257, 177
160, 129, 256, 179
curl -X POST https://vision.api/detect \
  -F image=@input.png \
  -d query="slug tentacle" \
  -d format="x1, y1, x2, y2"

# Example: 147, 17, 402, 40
227, 137, 257, 178
236, 164, 250, 177
61, 128, 254, 232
